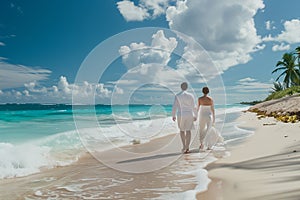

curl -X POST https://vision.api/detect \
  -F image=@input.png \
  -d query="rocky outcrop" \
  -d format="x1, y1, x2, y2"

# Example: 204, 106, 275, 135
248, 94, 300, 123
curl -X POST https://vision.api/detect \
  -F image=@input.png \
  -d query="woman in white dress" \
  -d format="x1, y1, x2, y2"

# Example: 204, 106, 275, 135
197, 87, 215, 150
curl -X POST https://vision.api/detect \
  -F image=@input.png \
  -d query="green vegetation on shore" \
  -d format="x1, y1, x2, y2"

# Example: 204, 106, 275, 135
242, 85, 300, 106
266, 46, 300, 101
247, 46, 300, 123
240, 100, 262, 105
265, 86, 300, 101
271, 46, 300, 88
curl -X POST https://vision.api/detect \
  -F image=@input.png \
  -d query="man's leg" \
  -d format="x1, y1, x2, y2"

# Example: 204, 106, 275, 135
180, 131, 186, 152
185, 130, 191, 151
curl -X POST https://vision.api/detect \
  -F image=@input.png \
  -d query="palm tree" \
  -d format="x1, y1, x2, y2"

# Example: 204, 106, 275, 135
272, 52, 300, 87
271, 82, 285, 93
295, 46, 300, 64
295, 46, 300, 73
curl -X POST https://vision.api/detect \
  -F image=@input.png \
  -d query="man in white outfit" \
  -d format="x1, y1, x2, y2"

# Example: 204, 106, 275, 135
172, 82, 197, 154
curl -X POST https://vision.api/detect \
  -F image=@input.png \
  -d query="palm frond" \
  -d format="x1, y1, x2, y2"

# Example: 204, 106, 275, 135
275, 70, 287, 81
272, 66, 286, 74
276, 61, 285, 67
271, 82, 285, 93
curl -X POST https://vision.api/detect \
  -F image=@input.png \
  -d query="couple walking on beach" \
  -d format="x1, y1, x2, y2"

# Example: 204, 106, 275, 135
172, 82, 221, 154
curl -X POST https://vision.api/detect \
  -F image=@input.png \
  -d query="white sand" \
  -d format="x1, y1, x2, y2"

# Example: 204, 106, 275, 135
198, 112, 300, 200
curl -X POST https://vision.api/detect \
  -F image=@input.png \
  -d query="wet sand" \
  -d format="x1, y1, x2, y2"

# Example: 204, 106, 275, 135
0, 132, 213, 199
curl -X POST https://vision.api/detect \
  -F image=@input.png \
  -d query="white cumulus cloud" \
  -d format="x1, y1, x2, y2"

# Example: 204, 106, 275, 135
114, 29, 227, 104
272, 43, 290, 52
265, 20, 271, 30
117, 0, 171, 21
276, 19, 300, 43
23, 90, 30, 97
265, 20, 276, 30
119, 30, 178, 68
0, 76, 122, 104
117, 0, 150, 21
115, 30, 197, 104
166, 0, 265, 71
117, 0, 266, 73
263, 19, 300, 44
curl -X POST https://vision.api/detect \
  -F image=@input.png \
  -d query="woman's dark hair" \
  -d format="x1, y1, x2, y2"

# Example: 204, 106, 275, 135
202, 87, 209, 94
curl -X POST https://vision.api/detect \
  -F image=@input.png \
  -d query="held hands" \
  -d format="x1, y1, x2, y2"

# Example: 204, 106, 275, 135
172, 116, 197, 121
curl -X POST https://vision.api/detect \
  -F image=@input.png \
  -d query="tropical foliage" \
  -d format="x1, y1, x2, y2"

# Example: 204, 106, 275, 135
266, 46, 300, 101
245, 47, 300, 103
271, 81, 285, 93
295, 46, 300, 64
266, 86, 300, 101
272, 51, 300, 88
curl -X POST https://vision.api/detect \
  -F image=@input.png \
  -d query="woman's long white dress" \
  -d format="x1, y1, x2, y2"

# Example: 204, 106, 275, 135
199, 105, 223, 149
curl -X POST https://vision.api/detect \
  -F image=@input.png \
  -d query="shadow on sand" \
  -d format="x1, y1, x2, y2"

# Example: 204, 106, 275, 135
117, 148, 201, 164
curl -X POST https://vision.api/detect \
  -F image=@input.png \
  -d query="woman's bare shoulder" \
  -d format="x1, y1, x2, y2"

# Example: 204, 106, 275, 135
198, 96, 212, 100
198, 96, 213, 105
207, 96, 213, 101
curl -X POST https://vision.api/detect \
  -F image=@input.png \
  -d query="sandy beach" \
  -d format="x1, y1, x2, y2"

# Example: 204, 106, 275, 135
0, 131, 211, 199
2, 1, 300, 199
1, 110, 299, 199
198, 112, 300, 200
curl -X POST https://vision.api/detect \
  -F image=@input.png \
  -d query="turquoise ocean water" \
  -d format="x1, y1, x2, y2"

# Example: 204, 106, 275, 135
0, 103, 251, 179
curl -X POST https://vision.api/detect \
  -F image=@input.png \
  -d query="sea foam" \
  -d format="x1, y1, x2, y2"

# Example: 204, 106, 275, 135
0, 117, 177, 179
0, 130, 83, 179
0, 142, 51, 179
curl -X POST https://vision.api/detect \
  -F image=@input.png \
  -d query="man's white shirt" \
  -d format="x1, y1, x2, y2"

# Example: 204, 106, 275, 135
172, 91, 197, 117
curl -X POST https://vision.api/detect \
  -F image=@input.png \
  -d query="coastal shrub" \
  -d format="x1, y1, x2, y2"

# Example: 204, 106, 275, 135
265, 86, 300, 101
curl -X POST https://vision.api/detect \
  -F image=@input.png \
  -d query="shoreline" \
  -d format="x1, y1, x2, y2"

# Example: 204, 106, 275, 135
197, 112, 300, 200
0, 130, 208, 199
2, 110, 294, 199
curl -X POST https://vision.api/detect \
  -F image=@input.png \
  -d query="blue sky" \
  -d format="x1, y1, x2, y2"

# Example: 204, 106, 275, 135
1, 0, 300, 104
